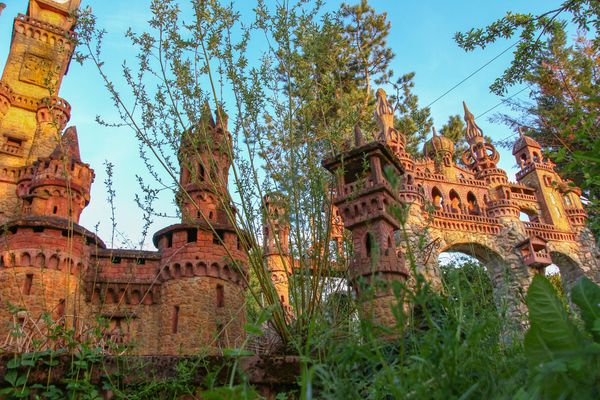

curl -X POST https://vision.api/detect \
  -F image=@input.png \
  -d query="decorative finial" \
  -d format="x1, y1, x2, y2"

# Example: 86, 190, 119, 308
432, 126, 438, 137
374, 88, 394, 141
462, 101, 483, 143
518, 126, 527, 137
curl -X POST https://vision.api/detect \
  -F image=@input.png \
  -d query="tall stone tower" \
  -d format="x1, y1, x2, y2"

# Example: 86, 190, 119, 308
513, 129, 571, 231
153, 103, 247, 354
323, 134, 408, 328
0, 0, 79, 220
262, 192, 292, 317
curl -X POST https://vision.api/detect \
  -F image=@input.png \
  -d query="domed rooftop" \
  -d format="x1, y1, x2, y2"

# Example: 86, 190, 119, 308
512, 127, 541, 155
423, 127, 454, 158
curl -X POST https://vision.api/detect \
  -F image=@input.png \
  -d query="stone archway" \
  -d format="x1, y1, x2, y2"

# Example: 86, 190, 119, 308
550, 251, 585, 293
438, 240, 529, 326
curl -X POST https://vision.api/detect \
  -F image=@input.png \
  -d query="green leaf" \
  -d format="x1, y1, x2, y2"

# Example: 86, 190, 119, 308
571, 277, 600, 342
4, 370, 17, 386
244, 323, 263, 336
524, 275, 584, 366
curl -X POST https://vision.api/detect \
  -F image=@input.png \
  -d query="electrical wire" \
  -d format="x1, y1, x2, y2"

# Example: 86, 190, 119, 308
425, 41, 520, 109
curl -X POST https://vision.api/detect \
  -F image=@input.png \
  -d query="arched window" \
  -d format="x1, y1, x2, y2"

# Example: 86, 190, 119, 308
449, 190, 461, 212
520, 153, 527, 165
563, 195, 572, 207
467, 192, 479, 214
432, 187, 443, 208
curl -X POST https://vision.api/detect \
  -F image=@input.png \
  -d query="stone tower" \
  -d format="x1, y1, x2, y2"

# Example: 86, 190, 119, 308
153, 103, 247, 353
262, 192, 292, 317
513, 129, 570, 230
323, 134, 408, 328
0, 0, 79, 220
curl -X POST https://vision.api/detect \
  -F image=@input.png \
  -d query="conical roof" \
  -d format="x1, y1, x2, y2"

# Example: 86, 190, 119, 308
50, 126, 81, 162
512, 127, 541, 154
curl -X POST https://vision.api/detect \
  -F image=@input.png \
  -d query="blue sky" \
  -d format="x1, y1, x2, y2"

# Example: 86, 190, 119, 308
0, 0, 564, 248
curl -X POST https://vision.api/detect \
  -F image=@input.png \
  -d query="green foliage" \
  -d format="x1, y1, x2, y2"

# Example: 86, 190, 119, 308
455, 0, 600, 95
310, 260, 526, 399
522, 275, 600, 399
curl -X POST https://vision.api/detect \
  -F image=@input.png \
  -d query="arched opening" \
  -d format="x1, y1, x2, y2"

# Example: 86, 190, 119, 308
519, 208, 540, 223
520, 153, 527, 166
449, 190, 461, 213
437, 242, 522, 319
431, 187, 443, 209
550, 251, 586, 294
466, 192, 479, 215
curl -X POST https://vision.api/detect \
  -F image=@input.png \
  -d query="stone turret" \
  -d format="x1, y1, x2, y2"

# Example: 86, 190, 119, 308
423, 127, 454, 178
177, 102, 232, 224
34, 96, 72, 160
262, 192, 292, 318
18, 126, 93, 222
513, 129, 574, 231
154, 102, 247, 354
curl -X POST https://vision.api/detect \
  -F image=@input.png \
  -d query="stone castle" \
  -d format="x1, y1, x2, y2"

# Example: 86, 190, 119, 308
0, 0, 598, 355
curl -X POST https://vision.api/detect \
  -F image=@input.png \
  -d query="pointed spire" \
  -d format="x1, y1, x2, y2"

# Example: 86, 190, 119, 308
200, 101, 216, 129
432, 126, 438, 137
215, 104, 228, 131
462, 101, 483, 143
50, 126, 81, 161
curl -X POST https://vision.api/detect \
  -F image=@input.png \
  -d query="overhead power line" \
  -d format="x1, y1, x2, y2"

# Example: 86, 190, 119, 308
475, 86, 530, 120
425, 41, 520, 109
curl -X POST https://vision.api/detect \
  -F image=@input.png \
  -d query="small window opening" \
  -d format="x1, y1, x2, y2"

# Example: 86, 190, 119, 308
166, 233, 173, 248
52, 206, 58, 214
5, 136, 22, 148
216, 284, 225, 308
136, 258, 146, 265
111, 256, 122, 264
280, 295, 285, 303
213, 231, 224, 245
209, 211, 214, 220
33, 227, 44, 233
216, 322, 224, 346
172, 305, 179, 334
365, 233, 373, 258
187, 228, 197, 243
23, 274, 33, 295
